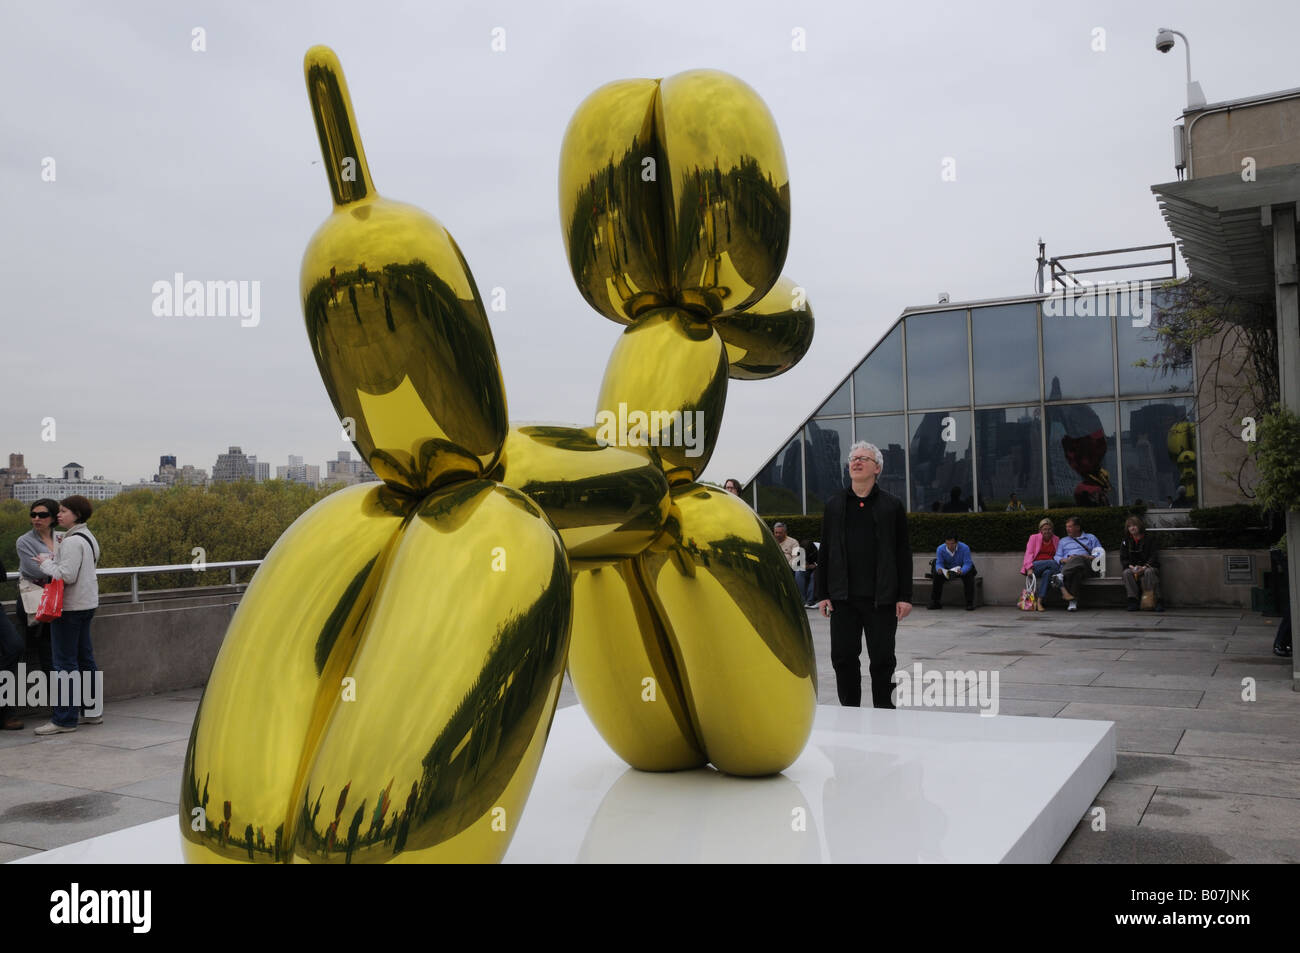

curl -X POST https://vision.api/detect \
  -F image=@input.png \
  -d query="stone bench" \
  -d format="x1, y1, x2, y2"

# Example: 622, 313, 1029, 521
916, 570, 985, 608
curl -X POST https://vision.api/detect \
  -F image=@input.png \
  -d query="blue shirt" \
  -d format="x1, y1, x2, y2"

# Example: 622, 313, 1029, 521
1056, 532, 1102, 562
935, 541, 973, 574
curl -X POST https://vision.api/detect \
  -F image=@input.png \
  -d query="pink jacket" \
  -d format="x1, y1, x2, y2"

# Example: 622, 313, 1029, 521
1022, 533, 1060, 574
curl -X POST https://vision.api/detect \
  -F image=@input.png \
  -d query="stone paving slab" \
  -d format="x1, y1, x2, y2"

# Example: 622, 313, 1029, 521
1210, 660, 1293, 681
105, 695, 202, 724
1078, 779, 1156, 827
1116, 752, 1300, 800
109, 774, 181, 805
1055, 822, 1300, 863
997, 682, 1203, 709
1176, 729, 1300, 764
0, 776, 175, 851
1057, 701, 1300, 739
1112, 727, 1186, 755
0, 737, 187, 791
1140, 786, 1300, 841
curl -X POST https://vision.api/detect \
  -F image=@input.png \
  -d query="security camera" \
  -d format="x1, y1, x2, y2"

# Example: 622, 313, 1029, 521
1155, 28, 1176, 53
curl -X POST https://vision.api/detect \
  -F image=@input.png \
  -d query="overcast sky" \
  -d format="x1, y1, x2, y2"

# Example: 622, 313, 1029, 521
3, 0, 1297, 487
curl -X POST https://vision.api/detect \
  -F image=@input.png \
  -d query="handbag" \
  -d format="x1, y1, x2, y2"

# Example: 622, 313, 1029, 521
1018, 574, 1037, 611
18, 578, 43, 615
35, 578, 64, 623
1140, 588, 1157, 611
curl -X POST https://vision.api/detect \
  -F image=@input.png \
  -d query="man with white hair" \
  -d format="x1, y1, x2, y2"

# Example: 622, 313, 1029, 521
814, 441, 913, 708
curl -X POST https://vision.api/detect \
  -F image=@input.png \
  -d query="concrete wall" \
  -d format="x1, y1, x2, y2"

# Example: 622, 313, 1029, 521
913, 549, 1267, 607
5, 588, 240, 702
1189, 96, 1300, 177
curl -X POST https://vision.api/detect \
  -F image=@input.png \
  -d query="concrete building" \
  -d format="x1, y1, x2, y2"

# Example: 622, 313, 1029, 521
13, 462, 122, 503
276, 454, 321, 488
0, 453, 29, 500
324, 450, 378, 486
1149, 81, 1300, 687
211, 446, 262, 483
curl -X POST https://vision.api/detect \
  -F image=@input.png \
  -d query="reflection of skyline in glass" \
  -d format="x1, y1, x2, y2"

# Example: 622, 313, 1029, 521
747, 291, 1197, 515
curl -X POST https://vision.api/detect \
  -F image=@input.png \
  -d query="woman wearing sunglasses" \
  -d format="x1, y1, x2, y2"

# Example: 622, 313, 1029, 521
14, 499, 60, 677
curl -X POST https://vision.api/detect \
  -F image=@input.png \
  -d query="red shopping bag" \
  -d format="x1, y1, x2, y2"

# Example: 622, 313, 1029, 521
35, 579, 64, 623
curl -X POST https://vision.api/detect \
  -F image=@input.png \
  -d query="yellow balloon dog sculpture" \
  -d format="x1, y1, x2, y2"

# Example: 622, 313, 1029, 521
180, 49, 815, 863
547, 72, 818, 776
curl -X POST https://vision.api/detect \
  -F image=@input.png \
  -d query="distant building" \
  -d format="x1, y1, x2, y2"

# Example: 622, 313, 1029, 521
175, 465, 209, 486
14, 462, 122, 503
0, 453, 29, 500
212, 446, 258, 483
324, 450, 378, 486
277, 454, 321, 488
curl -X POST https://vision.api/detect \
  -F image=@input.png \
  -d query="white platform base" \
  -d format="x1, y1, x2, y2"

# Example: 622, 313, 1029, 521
14, 704, 1114, 864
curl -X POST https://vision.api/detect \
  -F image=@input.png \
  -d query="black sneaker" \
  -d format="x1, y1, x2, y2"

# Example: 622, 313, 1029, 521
927, 603, 941, 610
1126, 598, 1138, 611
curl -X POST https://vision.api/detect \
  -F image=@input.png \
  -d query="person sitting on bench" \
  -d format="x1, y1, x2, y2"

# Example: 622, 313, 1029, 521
929, 531, 977, 611
1054, 515, 1105, 612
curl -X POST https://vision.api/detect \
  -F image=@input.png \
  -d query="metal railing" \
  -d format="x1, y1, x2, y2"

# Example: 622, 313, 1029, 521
4, 560, 263, 604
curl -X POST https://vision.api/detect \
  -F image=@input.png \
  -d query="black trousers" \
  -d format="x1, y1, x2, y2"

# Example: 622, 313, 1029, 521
929, 566, 977, 607
829, 598, 898, 708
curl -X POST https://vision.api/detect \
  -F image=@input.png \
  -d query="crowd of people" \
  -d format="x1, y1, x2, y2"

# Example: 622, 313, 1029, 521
1, 495, 102, 735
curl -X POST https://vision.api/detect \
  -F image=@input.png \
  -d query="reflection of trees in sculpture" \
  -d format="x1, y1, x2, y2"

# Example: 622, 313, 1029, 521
286, 552, 568, 861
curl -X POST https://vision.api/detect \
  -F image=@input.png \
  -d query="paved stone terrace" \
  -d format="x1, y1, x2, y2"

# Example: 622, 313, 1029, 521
0, 605, 1294, 863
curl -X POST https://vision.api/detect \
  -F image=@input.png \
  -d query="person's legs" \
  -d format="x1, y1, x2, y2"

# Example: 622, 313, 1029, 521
48, 614, 81, 729
1062, 555, 1090, 598
962, 566, 977, 608
928, 573, 944, 608
75, 610, 98, 720
1031, 560, 1056, 599
863, 605, 900, 709
0, 611, 25, 728
1123, 567, 1139, 598
829, 600, 867, 706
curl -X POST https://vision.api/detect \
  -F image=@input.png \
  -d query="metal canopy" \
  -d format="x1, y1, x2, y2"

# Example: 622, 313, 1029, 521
1152, 164, 1300, 299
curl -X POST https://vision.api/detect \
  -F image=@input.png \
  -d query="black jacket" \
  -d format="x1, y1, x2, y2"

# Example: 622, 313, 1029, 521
1120, 534, 1160, 569
814, 484, 913, 606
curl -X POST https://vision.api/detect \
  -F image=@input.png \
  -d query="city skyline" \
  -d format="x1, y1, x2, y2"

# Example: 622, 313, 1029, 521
5, 2, 1298, 488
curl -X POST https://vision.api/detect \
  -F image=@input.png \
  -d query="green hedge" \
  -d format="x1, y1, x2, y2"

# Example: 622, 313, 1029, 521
767, 506, 1156, 554
1188, 504, 1282, 549
767, 504, 1283, 552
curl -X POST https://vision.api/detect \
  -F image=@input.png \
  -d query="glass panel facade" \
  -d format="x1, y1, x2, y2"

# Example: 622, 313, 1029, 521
814, 378, 851, 417
755, 434, 802, 514
905, 311, 969, 410
852, 325, 903, 413
975, 406, 1044, 511
972, 304, 1039, 405
853, 415, 907, 504
1122, 398, 1197, 508
908, 410, 972, 513
804, 418, 853, 512
1046, 402, 1117, 508
748, 288, 1205, 518
1042, 297, 1115, 400
1117, 289, 1193, 395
